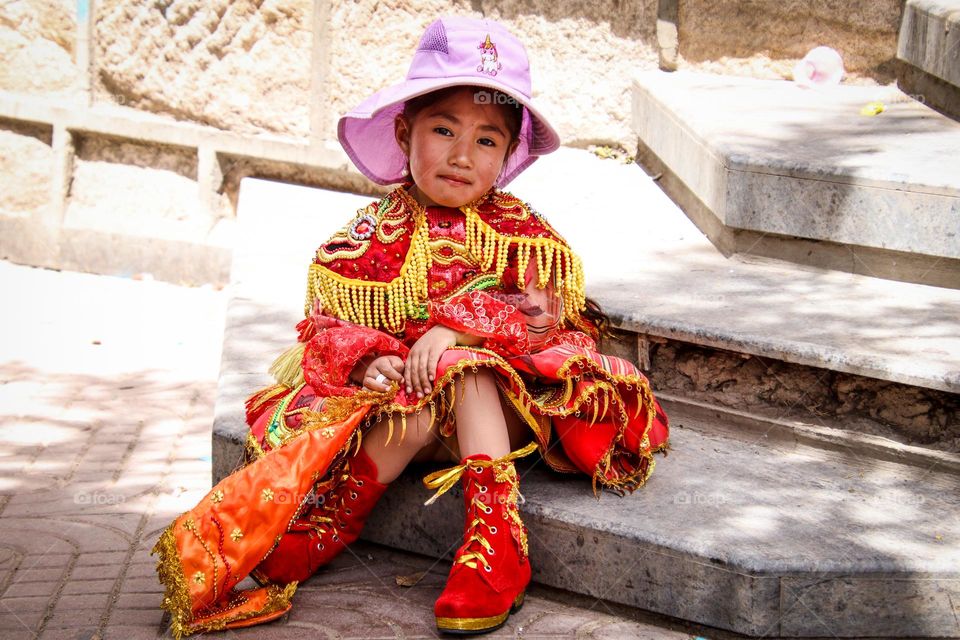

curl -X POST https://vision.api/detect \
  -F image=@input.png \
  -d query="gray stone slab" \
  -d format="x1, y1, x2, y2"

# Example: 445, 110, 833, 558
631, 70, 960, 259
362, 405, 960, 637
898, 0, 960, 89
214, 172, 960, 636
212, 372, 270, 482
779, 574, 960, 637
588, 248, 960, 395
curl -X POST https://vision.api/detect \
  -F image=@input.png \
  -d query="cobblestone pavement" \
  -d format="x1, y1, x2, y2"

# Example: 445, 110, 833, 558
0, 261, 724, 640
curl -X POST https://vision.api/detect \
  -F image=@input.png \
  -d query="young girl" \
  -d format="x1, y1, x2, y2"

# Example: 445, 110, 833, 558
154, 16, 669, 638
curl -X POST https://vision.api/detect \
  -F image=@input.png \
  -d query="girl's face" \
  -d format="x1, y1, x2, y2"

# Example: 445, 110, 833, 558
395, 87, 517, 208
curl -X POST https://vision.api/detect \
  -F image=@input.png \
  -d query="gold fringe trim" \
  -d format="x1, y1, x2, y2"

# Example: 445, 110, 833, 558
185, 582, 298, 635
151, 525, 192, 640
153, 520, 298, 640
462, 204, 586, 327
304, 191, 586, 333
269, 343, 305, 388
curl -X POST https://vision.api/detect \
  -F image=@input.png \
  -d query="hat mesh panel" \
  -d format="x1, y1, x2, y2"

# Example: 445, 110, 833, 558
416, 21, 449, 54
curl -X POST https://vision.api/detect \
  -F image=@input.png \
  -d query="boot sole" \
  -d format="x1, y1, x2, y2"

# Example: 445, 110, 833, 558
436, 591, 525, 635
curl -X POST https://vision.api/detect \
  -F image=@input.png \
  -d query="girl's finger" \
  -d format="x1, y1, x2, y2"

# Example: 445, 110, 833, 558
387, 356, 405, 372
413, 352, 427, 397
427, 348, 441, 385
379, 361, 404, 381
364, 374, 389, 392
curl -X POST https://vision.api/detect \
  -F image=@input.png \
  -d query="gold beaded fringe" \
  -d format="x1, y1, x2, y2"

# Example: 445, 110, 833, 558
305, 204, 586, 333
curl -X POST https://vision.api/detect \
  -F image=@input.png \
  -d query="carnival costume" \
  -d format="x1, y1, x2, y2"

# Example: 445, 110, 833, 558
153, 17, 669, 638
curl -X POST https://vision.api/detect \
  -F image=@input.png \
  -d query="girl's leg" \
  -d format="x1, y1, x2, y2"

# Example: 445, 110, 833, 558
431, 367, 534, 634
361, 405, 449, 483
454, 368, 530, 458
363, 367, 530, 480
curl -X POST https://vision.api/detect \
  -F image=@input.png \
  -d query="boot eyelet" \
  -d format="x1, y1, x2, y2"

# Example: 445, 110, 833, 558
317, 543, 325, 551
489, 526, 498, 534
356, 480, 364, 487
484, 565, 492, 572
350, 491, 358, 500
332, 534, 340, 542
345, 508, 352, 515
487, 548, 495, 555
484, 506, 493, 514
478, 485, 488, 493
338, 521, 346, 528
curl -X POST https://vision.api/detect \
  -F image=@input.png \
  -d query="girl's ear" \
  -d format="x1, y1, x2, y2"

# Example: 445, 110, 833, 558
506, 138, 520, 159
394, 114, 411, 155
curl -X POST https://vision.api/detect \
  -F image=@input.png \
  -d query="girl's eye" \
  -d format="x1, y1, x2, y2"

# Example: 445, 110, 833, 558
478, 137, 496, 147
433, 127, 453, 136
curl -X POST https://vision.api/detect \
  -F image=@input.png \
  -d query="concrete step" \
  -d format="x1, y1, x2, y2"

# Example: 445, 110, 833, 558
898, 0, 960, 89
362, 399, 960, 638
213, 166, 960, 637
630, 70, 960, 288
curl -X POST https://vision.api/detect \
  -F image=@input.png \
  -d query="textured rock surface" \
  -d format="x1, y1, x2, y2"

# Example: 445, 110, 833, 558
65, 135, 219, 240
0, 120, 53, 217
678, 0, 904, 82
0, 0, 78, 95
647, 340, 960, 452
94, 0, 313, 136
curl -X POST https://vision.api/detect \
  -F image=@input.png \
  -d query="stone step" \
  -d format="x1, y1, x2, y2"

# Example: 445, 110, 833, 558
212, 170, 960, 637
213, 170, 960, 470
361, 399, 960, 638
898, 0, 960, 90
630, 69, 960, 288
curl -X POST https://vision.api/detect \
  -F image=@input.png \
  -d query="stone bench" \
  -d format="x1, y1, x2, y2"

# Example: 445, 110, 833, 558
631, 69, 960, 288
214, 154, 960, 636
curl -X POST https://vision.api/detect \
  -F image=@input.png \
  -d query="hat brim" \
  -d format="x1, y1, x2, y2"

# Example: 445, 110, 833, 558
338, 76, 560, 187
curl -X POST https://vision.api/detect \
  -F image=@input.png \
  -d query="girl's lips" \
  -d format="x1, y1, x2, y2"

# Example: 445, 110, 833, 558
439, 174, 471, 186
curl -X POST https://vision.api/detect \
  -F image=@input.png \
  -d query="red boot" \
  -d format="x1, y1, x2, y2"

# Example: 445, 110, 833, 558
426, 443, 538, 634
255, 446, 388, 584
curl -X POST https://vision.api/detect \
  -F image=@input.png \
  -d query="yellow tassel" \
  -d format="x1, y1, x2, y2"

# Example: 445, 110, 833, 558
385, 413, 395, 446
269, 343, 305, 388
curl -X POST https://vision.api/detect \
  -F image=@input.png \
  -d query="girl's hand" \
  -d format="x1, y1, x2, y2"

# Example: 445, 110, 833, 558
361, 355, 405, 392
404, 326, 459, 398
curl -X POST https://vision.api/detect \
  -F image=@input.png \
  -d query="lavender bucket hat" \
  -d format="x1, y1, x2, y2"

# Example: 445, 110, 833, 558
337, 16, 561, 187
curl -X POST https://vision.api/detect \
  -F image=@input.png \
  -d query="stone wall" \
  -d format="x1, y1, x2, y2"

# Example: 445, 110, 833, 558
0, 0, 77, 95
0, 0, 910, 284
678, 0, 905, 83
1, 1, 906, 149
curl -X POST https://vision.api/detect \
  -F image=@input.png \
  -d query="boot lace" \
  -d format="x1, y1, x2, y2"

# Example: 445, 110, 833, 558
308, 466, 361, 549
455, 479, 497, 573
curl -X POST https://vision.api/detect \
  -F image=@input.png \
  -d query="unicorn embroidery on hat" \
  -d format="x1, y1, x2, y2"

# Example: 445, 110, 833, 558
477, 34, 502, 76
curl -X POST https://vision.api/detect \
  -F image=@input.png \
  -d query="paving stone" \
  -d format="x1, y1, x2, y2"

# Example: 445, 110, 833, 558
0, 259, 730, 640
61, 579, 117, 595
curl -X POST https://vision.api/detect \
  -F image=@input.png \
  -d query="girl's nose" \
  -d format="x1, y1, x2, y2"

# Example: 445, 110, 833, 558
448, 134, 473, 167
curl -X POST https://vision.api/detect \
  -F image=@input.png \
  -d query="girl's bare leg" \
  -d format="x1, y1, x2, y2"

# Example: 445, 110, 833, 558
362, 367, 533, 481
361, 407, 446, 483
454, 368, 530, 459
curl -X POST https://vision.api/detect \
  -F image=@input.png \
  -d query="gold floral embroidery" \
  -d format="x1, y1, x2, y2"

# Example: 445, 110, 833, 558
320, 427, 336, 439
261, 488, 275, 502
210, 490, 224, 504
182, 518, 196, 532
193, 571, 205, 585
230, 528, 243, 542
